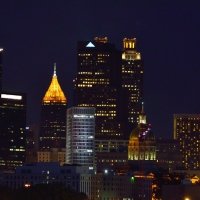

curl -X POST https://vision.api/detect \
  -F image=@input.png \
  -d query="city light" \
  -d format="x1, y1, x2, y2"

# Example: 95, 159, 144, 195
1, 94, 22, 100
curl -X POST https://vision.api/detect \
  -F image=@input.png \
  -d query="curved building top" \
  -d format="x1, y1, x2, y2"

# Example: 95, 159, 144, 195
43, 63, 67, 104
129, 103, 155, 141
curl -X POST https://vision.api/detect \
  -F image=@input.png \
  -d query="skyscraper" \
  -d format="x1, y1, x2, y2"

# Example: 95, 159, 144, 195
0, 92, 26, 170
66, 107, 95, 168
122, 38, 143, 124
174, 114, 200, 169
39, 64, 67, 149
0, 48, 3, 93
73, 37, 143, 139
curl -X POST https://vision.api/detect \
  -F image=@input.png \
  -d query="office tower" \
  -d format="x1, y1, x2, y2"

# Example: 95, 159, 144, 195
122, 38, 143, 123
174, 114, 200, 169
0, 48, 3, 92
66, 107, 95, 168
39, 64, 67, 149
0, 92, 26, 170
73, 37, 143, 139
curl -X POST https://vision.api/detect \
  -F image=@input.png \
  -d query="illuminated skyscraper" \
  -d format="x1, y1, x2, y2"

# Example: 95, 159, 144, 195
73, 37, 143, 139
122, 38, 143, 123
0, 48, 3, 93
174, 114, 200, 169
39, 64, 67, 149
66, 107, 95, 168
0, 92, 26, 171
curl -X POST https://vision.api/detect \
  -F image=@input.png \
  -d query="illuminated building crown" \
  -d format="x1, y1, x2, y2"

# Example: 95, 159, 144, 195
43, 63, 67, 104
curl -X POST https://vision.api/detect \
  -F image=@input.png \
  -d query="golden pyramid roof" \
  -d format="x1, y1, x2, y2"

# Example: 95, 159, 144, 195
43, 63, 67, 104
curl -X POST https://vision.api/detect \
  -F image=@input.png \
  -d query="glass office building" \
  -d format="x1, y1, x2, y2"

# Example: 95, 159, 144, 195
66, 107, 95, 168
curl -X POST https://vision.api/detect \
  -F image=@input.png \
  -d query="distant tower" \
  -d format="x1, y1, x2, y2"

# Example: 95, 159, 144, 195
66, 107, 95, 168
0, 48, 3, 92
39, 63, 67, 149
174, 114, 200, 169
0, 92, 26, 171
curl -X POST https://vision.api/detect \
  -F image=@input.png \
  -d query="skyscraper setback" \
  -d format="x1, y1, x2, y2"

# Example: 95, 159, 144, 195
39, 64, 67, 149
73, 37, 143, 139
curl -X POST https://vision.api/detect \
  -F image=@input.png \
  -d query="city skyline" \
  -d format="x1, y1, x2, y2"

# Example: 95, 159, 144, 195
0, 1, 200, 139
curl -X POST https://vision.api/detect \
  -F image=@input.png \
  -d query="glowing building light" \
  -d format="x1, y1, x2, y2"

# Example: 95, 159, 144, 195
1, 94, 22, 100
0, 48, 3, 51
86, 42, 95, 47
24, 184, 30, 187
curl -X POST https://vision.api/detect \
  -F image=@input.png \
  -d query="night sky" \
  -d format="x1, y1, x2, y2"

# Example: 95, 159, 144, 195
0, 1, 200, 139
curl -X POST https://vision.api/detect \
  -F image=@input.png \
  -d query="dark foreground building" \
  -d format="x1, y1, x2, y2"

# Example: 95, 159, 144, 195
0, 92, 26, 170
39, 64, 67, 149
73, 37, 143, 139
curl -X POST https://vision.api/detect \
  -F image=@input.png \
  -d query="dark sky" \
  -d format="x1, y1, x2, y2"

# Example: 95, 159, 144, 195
0, 0, 200, 139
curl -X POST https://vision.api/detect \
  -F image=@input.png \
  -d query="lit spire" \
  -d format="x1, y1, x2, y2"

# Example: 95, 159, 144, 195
139, 102, 146, 124
43, 63, 67, 104
53, 63, 56, 76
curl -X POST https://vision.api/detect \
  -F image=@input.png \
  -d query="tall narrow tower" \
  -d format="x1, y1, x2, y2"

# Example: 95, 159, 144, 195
122, 38, 144, 124
0, 48, 3, 93
39, 63, 67, 149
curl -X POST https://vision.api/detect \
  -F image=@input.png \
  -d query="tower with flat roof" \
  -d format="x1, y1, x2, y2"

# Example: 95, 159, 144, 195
0, 92, 26, 170
66, 107, 95, 168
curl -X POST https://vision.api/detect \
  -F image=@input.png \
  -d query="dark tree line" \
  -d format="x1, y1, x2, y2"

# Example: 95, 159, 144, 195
0, 183, 88, 200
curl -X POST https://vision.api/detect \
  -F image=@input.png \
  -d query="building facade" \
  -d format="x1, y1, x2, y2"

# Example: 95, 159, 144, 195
37, 148, 66, 165
0, 163, 152, 200
66, 107, 95, 168
0, 162, 94, 198
73, 37, 143, 140
91, 170, 152, 200
173, 114, 200, 169
156, 139, 182, 170
39, 64, 67, 149
0, 92, 26, 171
